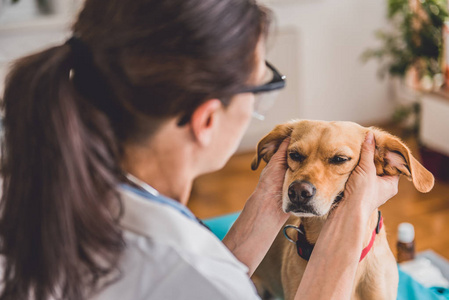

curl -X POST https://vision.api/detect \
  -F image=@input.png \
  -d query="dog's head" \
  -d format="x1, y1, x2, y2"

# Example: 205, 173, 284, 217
251, 120, 435, 217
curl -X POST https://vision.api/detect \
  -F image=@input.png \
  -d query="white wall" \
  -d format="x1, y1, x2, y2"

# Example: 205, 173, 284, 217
239, 0, 395, 151
0, 0, 76, 96
0, 0, 394, 152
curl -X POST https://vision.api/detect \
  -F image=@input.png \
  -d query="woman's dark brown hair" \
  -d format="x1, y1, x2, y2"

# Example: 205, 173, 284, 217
0, 0, 270, 299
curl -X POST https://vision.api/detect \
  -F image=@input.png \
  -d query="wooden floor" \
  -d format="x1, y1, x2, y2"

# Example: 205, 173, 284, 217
188, 126, 449, 260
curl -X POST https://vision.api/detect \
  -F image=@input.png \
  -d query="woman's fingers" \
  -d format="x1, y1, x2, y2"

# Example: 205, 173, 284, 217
356, 132, 376, 174
343, 131, 400, 215
269, 137, 290, 165
378, 174, 400, 201
344, 132, 376, 196
255, 137, 290, 197
259, 137, 290, 179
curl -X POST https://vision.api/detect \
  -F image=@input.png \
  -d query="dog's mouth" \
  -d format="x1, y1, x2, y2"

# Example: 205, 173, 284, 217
285, 203, 320, 216
330, 191, 344, 211
333, 191, 344, 204
284, 199, 322, 216
285, 191, 345, 216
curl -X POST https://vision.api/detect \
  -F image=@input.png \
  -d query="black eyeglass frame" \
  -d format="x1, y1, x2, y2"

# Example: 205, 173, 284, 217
177, 61, 285, 126
239, 61, 286, 94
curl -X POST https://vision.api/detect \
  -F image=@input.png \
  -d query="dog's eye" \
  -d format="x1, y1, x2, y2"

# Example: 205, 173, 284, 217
289, 152, 306, 162
330, 156, 350, 164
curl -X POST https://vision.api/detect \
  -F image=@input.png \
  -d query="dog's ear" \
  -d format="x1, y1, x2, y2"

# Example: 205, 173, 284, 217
371, 128, 435, 193
251, 123, 293, 170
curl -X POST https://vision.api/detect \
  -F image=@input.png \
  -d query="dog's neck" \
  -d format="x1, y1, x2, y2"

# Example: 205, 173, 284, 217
300, 209, 380, 245
299, 216, 327, 244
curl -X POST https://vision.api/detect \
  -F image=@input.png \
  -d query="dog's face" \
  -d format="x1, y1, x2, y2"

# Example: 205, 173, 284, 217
251, 120, 435, 217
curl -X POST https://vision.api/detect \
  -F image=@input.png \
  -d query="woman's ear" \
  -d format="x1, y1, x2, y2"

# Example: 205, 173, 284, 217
251, 122, 294, 170
189, 99, 222, 146
371, 128, 435, 193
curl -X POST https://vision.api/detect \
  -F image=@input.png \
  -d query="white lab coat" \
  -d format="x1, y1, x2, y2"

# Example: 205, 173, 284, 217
92, 186, 261, 300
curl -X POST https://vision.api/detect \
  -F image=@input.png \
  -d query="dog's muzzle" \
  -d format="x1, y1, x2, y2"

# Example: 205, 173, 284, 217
285, 180, 319, 215
288, 180, 316, 204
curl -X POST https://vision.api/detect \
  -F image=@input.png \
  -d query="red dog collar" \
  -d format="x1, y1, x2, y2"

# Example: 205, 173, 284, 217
283, 211, 383, 262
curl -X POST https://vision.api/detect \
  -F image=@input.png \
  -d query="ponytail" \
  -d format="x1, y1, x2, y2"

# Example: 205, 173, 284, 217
0, 43, 124, 299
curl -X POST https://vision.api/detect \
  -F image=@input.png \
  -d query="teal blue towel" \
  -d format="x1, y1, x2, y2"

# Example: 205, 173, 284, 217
204, 212, 449, 299
398, 267, 449, 299
203, 212, 240, 240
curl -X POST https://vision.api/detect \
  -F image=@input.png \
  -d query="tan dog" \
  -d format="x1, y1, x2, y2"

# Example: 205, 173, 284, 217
251, 120, 434, 300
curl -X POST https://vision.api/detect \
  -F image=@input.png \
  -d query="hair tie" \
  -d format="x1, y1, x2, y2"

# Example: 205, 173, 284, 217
64, 35, 119, 117
65, 35, 91, 62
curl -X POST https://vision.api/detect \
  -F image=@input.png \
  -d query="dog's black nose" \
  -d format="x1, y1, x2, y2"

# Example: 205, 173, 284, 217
288, 180, 316, 204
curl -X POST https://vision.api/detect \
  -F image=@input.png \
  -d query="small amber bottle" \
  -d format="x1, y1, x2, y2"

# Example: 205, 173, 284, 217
397, 222, 415, 263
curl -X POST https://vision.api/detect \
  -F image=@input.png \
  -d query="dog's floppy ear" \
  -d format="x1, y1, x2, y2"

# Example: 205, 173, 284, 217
251, 123, 293, 170
371, 128, 435, 193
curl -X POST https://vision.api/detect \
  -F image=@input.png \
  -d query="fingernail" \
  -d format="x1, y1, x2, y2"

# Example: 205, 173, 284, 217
366, 132, 374, 144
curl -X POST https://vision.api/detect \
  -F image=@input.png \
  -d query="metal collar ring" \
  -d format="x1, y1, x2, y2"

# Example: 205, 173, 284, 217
283, 225, 303, 244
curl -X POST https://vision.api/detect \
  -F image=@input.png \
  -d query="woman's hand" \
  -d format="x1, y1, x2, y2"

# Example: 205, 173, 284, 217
343, 132, 400, 219
253, 137, 291, 221
223, 137, 290, 275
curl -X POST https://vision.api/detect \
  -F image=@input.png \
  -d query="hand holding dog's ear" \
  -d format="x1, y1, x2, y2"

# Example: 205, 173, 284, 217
371, 129, 434, 193
251, 123, 293, 170
344, 132, 400, 215
252, 137, 290, 218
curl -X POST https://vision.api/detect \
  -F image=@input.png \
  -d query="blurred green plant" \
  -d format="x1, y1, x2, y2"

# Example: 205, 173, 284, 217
362, 0, 448, 80
362, 0, 447, 138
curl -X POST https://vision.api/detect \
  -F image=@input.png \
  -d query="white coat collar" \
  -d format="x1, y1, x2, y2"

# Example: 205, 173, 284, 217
117, 186, 249, 272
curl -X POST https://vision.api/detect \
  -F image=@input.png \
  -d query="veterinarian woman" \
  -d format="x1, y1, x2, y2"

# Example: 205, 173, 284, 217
0, 0, 399, 299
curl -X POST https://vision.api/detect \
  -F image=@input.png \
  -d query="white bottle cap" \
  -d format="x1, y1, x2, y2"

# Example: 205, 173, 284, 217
398, 222, 415, 243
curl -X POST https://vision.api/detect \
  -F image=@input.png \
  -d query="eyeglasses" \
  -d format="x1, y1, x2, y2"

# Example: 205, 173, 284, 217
239, 61, 286, 120
176, 61, 285, 126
